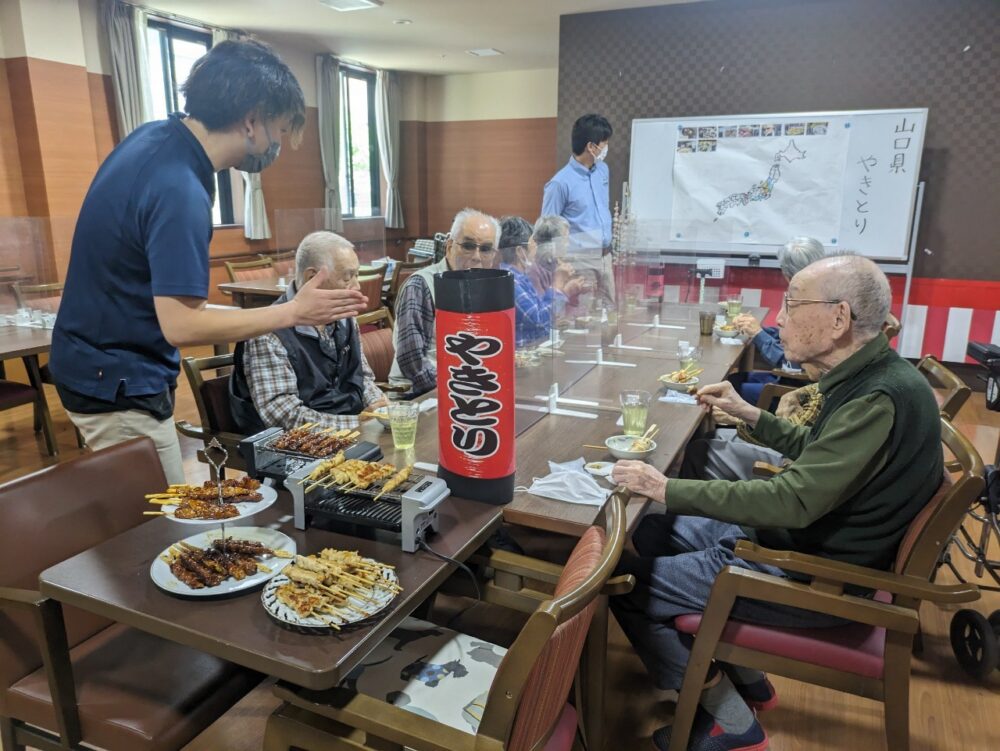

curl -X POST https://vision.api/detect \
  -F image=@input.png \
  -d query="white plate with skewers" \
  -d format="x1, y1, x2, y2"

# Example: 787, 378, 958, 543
146, 483, 278, 525
261, 550, 400, 633
150, 527, 295, 597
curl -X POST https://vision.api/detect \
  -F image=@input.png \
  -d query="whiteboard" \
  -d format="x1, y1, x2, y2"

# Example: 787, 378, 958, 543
628, 108, 927, 261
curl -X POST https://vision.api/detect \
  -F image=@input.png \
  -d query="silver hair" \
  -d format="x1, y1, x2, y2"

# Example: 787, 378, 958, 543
295, 231, 354, 285
532, 214, 570, 246
815, 254, 892, 340
778, 236, 826, 279
449, 208, 501, 247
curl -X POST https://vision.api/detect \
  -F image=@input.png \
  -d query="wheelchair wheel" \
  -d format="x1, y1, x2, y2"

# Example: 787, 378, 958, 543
990, 610, 1000, 641
950, 609, 999, 679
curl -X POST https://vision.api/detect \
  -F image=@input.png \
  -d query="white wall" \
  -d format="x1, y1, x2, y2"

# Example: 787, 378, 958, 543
79, 0, 109, 74
14, 0, 87, 66
422, 68, 558, 122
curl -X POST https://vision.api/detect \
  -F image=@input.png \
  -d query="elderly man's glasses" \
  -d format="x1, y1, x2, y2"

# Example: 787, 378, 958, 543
783, 294, 858, 320
455, 240, 497, 256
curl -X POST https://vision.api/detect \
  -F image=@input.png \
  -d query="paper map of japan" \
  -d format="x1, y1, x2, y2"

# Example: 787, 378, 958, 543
670, 127, 849, 245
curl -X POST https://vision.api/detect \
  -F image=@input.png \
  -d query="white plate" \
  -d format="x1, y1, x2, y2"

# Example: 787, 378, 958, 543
161, 484, 278, 525
584, 461, 614, 477
150, 527, 295, 597
659, 376, 700, 392
261, 561, 399, 632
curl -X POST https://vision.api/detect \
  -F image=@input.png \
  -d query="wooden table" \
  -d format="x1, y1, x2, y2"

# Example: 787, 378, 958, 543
38, 496, 502, 691
218, 279, 285, 309
0, 324, 57, 455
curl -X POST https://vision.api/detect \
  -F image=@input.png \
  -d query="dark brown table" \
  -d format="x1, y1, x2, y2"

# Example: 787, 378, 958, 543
217, 279, 285, 309
38, 496, 501, 691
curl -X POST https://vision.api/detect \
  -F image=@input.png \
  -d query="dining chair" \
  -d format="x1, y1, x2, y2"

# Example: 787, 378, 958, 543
223, 256, 275, 283
357, 309, 404, 394
262, 492, 633, 751
358, 268, 388, 314
917, 355, 971, 421
385, 257, 432, 311
0, 437, 262, 751
666, 417, 984, 751
175, 353, 247, 477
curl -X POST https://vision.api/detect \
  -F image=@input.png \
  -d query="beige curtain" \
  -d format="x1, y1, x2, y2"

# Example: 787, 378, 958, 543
101, 0, 152, 136
316, 54, 343, 231
374, 70, 404, 228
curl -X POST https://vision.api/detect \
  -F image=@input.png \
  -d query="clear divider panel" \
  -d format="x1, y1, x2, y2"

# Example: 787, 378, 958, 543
0, 217, 61, 323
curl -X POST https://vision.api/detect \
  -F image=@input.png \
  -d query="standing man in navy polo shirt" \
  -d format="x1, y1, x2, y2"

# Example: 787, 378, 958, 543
49, 40, 367, 484
541, 114, 615, 308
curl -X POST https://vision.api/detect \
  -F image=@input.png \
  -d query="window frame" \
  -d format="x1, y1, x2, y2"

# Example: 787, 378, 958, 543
339, 67, 381, 219
146, 19, 236, 226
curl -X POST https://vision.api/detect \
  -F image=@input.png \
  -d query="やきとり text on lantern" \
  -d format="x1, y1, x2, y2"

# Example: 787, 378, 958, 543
435, 269, 516, 505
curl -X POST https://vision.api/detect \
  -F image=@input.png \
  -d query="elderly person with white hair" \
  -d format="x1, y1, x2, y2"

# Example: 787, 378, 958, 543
609, 255, 943, 751
388, 208, 501, 396
229, 231, 387, 433
729, 236, 826, 404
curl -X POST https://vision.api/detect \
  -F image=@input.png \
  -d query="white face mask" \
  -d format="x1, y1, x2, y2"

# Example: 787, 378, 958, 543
515, 459, 610, 507
593, 143, 608, 162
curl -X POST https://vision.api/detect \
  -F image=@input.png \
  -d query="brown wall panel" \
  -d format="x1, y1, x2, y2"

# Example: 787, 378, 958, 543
557, 0, 1000, 281
88, 73, 119, 162
0, 60, 28, 217
424, 117, 557, 235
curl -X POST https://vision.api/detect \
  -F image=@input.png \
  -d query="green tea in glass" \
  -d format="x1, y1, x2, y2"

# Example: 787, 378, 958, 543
388, 402, 419, 450
620, 390, 651, 437
725, 295, 743, 319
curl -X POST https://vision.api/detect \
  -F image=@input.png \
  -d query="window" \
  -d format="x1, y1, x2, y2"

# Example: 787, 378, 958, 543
339, 68, 380, 218
146, 20, 241, 226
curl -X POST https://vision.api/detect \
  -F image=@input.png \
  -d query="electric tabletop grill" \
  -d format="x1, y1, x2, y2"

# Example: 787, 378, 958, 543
239, 427, 383, 482
285, 459, 449, 552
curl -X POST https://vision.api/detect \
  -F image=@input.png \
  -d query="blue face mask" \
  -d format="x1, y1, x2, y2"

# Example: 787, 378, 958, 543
238, 122, 280, 173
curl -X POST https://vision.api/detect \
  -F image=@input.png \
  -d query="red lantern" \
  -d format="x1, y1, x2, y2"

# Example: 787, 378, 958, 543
435, 269, 516, 504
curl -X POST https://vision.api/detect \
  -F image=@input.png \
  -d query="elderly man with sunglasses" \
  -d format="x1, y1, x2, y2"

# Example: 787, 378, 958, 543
389, 208, 501, 397
609, 255, 942, 751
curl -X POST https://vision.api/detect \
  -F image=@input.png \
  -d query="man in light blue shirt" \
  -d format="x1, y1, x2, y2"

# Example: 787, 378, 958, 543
541, 113, 615, 306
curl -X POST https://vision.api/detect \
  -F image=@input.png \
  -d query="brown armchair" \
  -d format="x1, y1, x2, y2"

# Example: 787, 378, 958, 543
385, 257, 432, 311
357, 309, 406, 394
666, 418, 984, 751
0, 438, 261, 751
358, 268, 388, 315
175, 353, 247, 477
223, 256, 275, 283
262, 492, 633, 751
917, 354, 971, 421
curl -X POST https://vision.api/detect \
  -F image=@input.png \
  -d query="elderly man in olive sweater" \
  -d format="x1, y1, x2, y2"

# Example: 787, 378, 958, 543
610, 255, 942, 751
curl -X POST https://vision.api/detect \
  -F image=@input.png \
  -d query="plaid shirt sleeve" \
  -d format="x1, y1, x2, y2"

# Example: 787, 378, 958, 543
243, 332, 362, 431
393, 276, 437, 394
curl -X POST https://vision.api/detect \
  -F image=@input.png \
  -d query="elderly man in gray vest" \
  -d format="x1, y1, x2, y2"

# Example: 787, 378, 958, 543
229, 231, 387, 433
609, 255, 943, 751
389, 208, 502, 396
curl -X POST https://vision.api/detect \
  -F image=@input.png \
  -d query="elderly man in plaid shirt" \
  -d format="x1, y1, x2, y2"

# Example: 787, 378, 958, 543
388, 208, 501, 397
229, 231, 388, 432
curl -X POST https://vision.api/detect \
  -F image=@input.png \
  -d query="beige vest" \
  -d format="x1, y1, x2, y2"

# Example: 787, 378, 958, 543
388, 257, 450, 389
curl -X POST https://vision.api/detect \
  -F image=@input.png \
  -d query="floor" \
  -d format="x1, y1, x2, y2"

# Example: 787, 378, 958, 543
1, 348, 999, 750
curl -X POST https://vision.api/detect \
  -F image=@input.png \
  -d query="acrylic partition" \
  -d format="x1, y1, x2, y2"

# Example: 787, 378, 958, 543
271, 209, 388, 277
0, 217, 63, 324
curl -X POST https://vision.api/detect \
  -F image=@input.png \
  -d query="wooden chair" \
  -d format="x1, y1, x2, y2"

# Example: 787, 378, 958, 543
358, 268, 387, 314
262, 492, 633, 751
356, 309, 404, 393
223, 256, 275, 283
385, 257, 432, 311
0, 374, 58, 457
917, 354, 971, 421
175, 353, 247, 476
667, 418, 984, 751
0, 438, 261, 751
11, 281, 63, 314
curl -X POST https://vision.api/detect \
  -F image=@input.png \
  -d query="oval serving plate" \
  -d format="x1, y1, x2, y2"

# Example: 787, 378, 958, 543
150, 526, 295, 598
261, 563, 399, 634
160, 484, 278, 525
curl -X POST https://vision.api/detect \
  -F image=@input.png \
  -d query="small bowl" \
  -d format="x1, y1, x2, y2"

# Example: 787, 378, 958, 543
605, 435, 657, 461
659, 375, 699, 392
371, 406, 391, 429
584, 461, 614, 477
